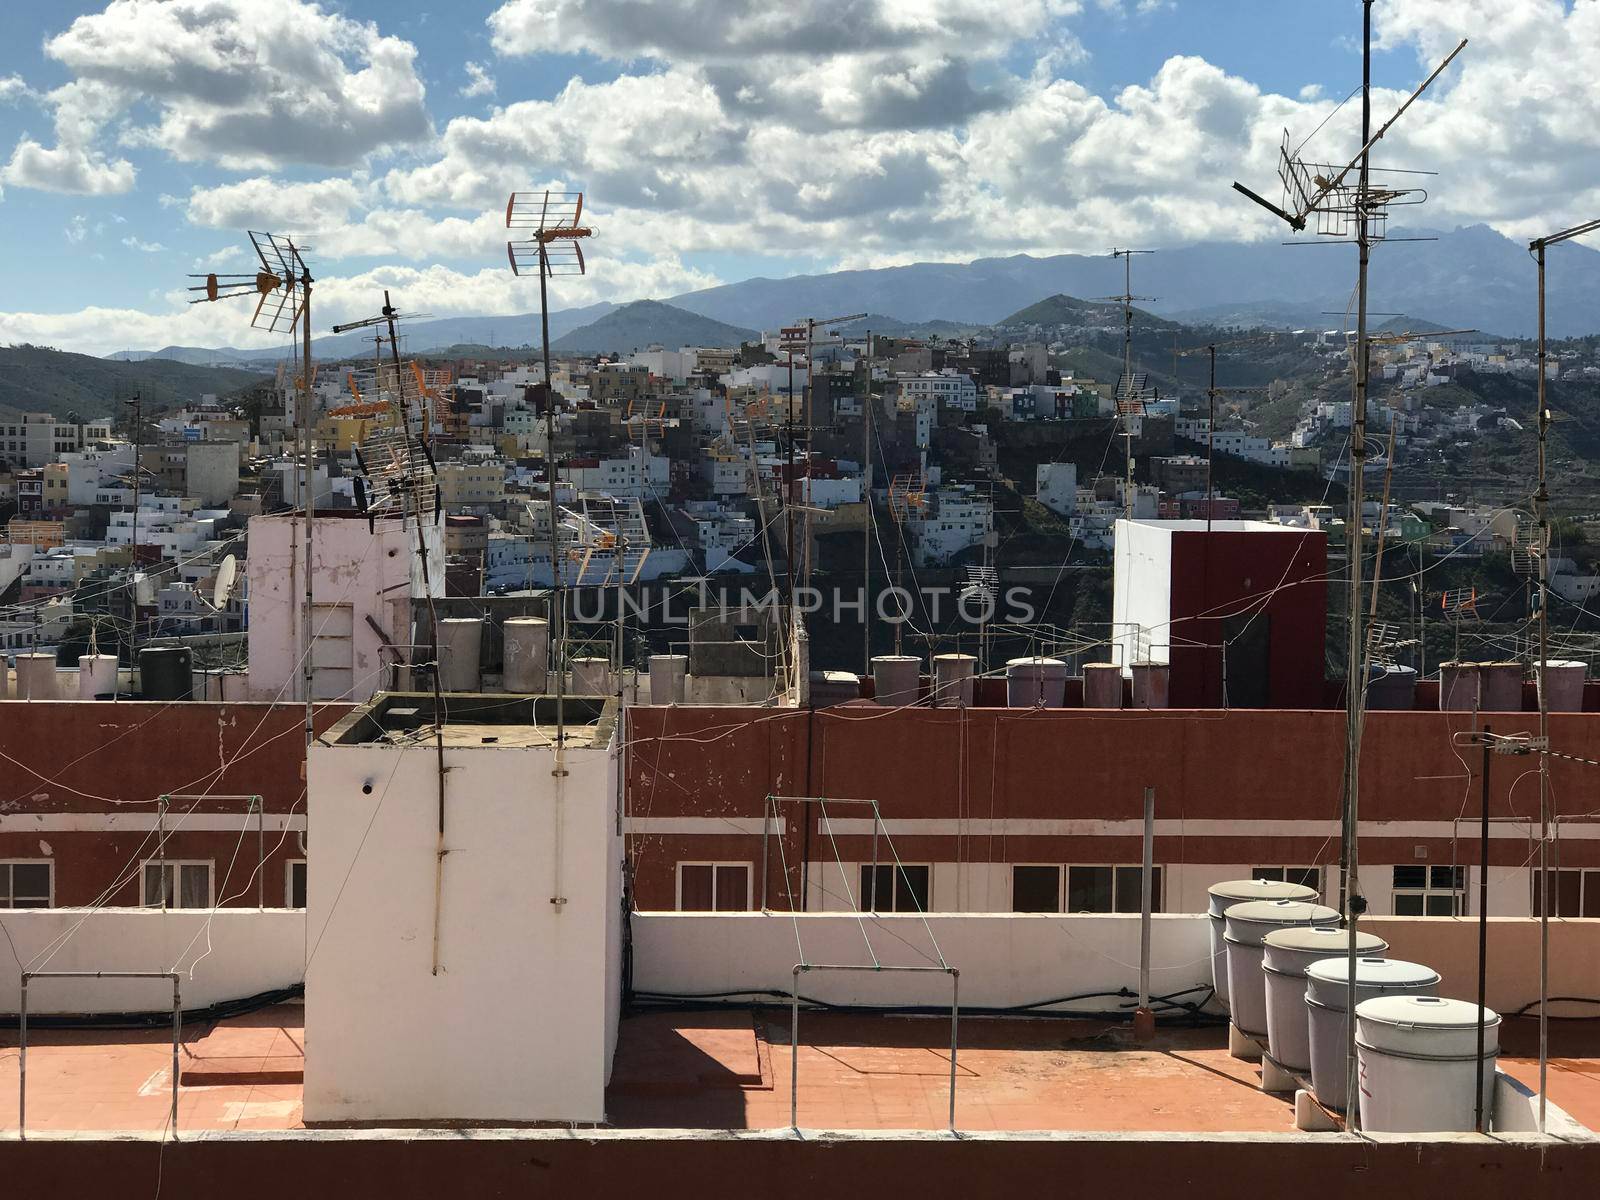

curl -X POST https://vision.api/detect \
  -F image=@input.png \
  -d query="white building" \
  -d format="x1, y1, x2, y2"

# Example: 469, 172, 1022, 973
0, 413, 116, 468
245, 512, 444, 703
305, 693, 623, 1123
563, 447, 670, 498
907, 484, 995, 567
1036, 462, 1078, 517
899, 371, 978, 412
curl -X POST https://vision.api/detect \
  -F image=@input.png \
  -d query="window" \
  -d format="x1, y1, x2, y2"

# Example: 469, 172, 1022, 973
859, 863, 931, 913
287, 860, 308, 909
677, 862, 751, 911
1253, 866, 1324, 898
1011, 865, 1062, 913
1393, 865, 1467, 916
1532, 868, 1600, 918
1066, 864, 1164, 913
1, 860, 53, 908
141, 861, 212, 909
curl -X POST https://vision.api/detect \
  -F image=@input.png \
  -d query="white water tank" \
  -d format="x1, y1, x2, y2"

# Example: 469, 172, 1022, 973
1223, 899, 1338, 1045
872, 655, 921, 707
15, 653, 56, 700
649, 654, 688, 704
1006, 657, 1067, 708
570, 656, 611, 695
1206, 879, 1318, 1007
437, 618, 484, 692
1130, 662, 1169, 708
1306, 956, 1441, 1111
1262, 926, 1387, 1073
1481, 661, 1523, 711
502, 617, 550, 694
1539, 659, 1586, 713
1356, 995, 1499, 1132
79, 654, 119, 700
1083, 663, 1123, 709
932, 653, 976, 707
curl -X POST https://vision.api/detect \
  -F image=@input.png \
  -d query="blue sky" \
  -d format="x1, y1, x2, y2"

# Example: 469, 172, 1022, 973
0, 1, 1591, 354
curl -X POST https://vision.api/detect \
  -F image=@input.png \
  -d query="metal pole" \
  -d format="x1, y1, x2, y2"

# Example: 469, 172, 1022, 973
791, 965, 802, 1130
1140, 786, 1155, 1012
540, 242, 565, 751
1343, 0, 1375, 1132
760, 796, 771, 911
862, 342, 873, 676
18, 974, 27, 1139
1475, 727, 1490, 1133
948, 968, 960, 1133
300, 260, 315, 745
171, 976, 182, 1138
1206, 347, 1216, 535
158, 794, 168, 909
256, 795, 265, 910
1534, 238, 1552, 1134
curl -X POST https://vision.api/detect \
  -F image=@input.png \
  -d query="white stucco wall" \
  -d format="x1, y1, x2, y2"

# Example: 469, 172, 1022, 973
0, 908, 305, 1014
303, 730, 623, 1124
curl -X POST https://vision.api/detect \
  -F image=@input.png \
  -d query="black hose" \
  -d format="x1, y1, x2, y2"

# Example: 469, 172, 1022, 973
1505, 996, 1600, 1020
0, 983, 303, 1031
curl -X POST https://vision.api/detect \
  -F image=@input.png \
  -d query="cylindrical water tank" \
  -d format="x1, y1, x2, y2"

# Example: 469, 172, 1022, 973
1539, 659, 1586, 713
1206, 879, 1318, 1008
1262, 926, 1388, 1073
1306, 956, 1441, 1111
808, 670, 861, 707
1005, 657, 1066, 708
1082, 662, 1123, 709
1357, 995, 1499, 1132
79, 654, 118, 700
1366, 664, 1417, 711
1223, 899, 1339, 1043
437, 617, 484, 692
1130, 662, 1169, 708
15, 653, 57, 701
1439, 662, 1481, 712
502, 617, 550, 694
872, 655, 921, 707
649, 654, 688, 704
570, 656, 611, 694
139, 646, 193, 701
932, 653, 976, 708
1481, 661, 1523, 711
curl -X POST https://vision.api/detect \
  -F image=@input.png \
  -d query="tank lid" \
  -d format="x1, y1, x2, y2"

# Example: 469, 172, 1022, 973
1307, 956, 1440, 988
1207, 879, 1318, 905
1225, 899, 1339, 926
872, 655, 921, 664
1263, 926, 1387, 955
933, 653, 977, 663
1007, 656, 1065, 667
1356, 994, 1499, 1030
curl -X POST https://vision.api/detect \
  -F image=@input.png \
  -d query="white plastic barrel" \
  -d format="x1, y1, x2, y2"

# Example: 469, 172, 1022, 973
570, 656, 611, 695
1206, 879, 1318, 1007
437, 617, 484, 692
872, 655, 921, 707
79, 654, 119, 700
1539, 659, 1586, 713
1006, 657, 1066, 708
1082, 662, 1122, 709
15, 653, 56, 700
1224, 899, 1339, 1042
649, 654, 688, 704
1306, 956, 1441, 1111
1262, 926, 1388, 1073
1356, 995, 1499, 1133
932, 653, 976, 707
502, 617, 550, 694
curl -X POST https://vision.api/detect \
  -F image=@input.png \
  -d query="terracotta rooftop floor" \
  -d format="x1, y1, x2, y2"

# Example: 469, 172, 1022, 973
1, 1006, 1597, 1135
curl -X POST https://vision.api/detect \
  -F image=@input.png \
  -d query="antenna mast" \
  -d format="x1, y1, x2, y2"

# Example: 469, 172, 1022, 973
1107, 249, 1155, 519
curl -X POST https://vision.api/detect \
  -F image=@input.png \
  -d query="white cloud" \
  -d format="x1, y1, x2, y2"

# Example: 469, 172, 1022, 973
184, 177, 366, 231
65, 215, 88, 243
121, 235, 166, 253
0, 75, 32, 103
460, 62, 496, 99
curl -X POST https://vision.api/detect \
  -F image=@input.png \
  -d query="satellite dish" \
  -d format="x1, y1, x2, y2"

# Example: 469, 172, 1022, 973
212, 554, 238, 610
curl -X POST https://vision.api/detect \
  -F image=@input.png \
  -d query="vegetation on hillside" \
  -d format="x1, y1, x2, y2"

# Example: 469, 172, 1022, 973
0, 344, 268, 420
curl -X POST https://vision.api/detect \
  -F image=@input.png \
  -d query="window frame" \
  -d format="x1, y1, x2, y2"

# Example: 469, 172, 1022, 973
858, 862, 933, 914
1532, 867, 1600, 918
0, 858, 55, 908
1010, 863, 1064, 913
675, 861, 753, 912
139, 859, 214, 909
286, 858, 308, 909
1063, 863, 1165, 914
1251, 866, 1326, 899
1392, 864, 1468, 916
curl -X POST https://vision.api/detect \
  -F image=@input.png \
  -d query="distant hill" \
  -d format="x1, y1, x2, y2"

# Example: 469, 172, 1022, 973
109, 302, 617, 364
0, 344, 269, 420
997, 293, 1178, 330
549, 300, 758, 354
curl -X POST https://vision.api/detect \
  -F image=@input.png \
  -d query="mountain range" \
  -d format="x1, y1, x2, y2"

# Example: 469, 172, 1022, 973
103, 224, 1596, 365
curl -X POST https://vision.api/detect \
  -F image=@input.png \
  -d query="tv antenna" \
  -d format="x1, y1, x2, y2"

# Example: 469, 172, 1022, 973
189, 230, 317, 748
1231, 7, 1466, 1135
1105, 249, 1155, 520
1176, 337, 1270, 532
